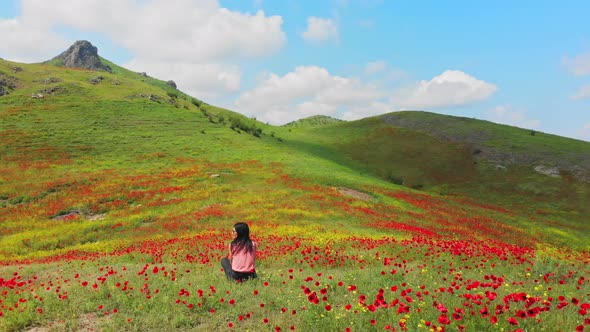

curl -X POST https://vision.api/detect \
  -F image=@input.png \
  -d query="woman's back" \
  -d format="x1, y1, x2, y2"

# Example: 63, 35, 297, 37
231, 241, 257, 273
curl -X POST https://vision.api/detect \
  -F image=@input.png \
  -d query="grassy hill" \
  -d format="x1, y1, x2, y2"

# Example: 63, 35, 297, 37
283, 115, 344, 128
0, 56, 589, 331
283, 113, 590, 217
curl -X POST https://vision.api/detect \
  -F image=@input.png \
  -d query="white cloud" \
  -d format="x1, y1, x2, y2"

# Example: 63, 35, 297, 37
0, 0, 286, 99
571, 84, 590, 100
562, 51, 590, 76
125, 59, 241, 100
486, 104, 540, 130
391, 70, 497, 109
234, 66, 386, 124
12, 0, 286, 62
301, 17, 339, 43
235, 66, 499, 125
0, 17, 68, 63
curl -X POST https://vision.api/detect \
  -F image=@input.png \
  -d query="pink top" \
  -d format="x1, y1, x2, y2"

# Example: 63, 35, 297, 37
231, 241, 257, 273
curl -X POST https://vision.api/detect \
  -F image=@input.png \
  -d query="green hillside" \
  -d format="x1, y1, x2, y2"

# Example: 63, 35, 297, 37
1, 55, 589, 331
1, 56, 589, 248
283, 115, 344, 128
284, 113, 590, 217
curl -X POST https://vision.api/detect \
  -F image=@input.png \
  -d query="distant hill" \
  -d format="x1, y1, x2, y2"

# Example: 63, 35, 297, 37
380, 111, 590, 181
283, 115, 344, 128
283, 112, 590, 217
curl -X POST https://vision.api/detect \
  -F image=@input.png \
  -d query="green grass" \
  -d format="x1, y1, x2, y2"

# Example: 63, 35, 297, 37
0, 57, 589, 331
283, 115, 345, 128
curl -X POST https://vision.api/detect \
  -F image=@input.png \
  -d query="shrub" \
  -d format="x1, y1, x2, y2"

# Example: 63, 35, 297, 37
191, 98, 202, 107
229, 117, 263, 138
386, 172, 404, 185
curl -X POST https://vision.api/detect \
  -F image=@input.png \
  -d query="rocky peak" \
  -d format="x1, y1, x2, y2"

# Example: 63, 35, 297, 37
52, 40, 112, 72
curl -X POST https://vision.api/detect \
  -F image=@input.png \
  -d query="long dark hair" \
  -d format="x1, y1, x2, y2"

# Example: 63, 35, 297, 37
231, 222, 255, 255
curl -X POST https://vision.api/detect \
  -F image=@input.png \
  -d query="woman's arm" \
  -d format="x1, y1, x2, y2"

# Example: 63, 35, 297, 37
228, 243, 233, 262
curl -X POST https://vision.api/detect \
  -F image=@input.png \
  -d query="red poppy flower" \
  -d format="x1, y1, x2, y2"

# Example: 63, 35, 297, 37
438, 315, 450, 325
480, 306, 489, 318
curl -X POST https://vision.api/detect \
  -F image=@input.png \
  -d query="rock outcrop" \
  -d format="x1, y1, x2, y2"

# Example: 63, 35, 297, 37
0, 75, 17, 96
52, 40, 112, 72
167, 80, 177, 89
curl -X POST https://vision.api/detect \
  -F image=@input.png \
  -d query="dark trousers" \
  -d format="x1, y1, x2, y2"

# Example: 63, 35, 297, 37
221, 258, 257, 282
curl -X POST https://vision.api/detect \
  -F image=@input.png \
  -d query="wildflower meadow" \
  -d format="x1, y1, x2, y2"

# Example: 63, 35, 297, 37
0, 59, 588, 331
0, 158, 588, 332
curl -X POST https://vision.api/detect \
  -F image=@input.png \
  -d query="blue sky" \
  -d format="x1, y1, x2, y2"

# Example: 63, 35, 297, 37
1, 1, 589, 141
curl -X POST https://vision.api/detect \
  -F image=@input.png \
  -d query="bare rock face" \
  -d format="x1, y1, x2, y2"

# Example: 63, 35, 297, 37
0, 74, 17, 96
52, 40, 112, 72
167, 80, 177, 89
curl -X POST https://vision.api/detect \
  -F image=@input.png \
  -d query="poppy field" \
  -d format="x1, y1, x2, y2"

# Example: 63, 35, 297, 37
0, 157, 588, 332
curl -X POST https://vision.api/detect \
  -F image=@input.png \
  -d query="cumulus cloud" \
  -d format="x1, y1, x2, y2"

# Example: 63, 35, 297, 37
125, 59, 241, 100
301, 17, 339, 43
12, 0, 286, 62
391, 70, 497, 109
0, 0, 286, 98
562, 51, 590, 76
234, 66, 386, 124
486, 104, 540, 130
235, 66, 498, 125
0, 17, 69, 63
571, 84, 590, 100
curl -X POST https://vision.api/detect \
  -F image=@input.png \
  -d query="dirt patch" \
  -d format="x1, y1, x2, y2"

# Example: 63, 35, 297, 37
52, 209, 106, 221
534, 165, 561, 178
23, 328, 48, 332
338, 187, 373, 201
24, 313, 107, 332
52, 210, 82, 221
87, 213, 106, 221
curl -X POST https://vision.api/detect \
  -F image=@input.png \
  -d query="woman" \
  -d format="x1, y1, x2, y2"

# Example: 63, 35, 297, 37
221, 222, 258, 282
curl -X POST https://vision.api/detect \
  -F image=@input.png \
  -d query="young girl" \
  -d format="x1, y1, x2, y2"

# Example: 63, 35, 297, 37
221, 222, 257, 282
